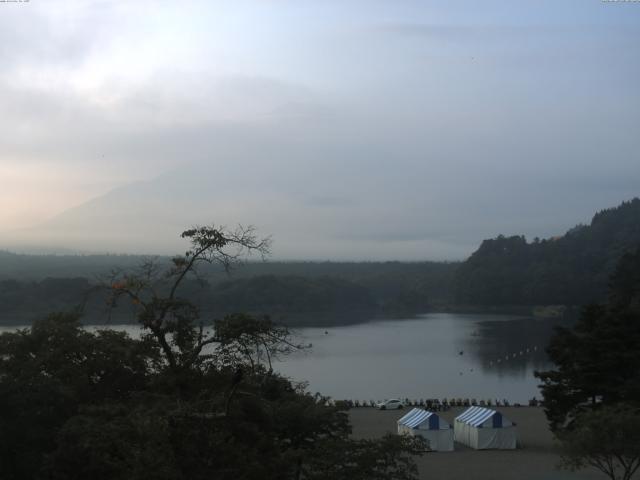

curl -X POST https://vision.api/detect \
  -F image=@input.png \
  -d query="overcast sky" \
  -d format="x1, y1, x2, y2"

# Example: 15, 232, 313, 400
0, 0, 639, 260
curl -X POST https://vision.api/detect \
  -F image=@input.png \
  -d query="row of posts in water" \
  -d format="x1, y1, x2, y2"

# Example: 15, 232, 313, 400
331, 397, 541, 409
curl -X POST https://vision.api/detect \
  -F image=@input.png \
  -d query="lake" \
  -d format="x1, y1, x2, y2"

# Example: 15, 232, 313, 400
0, 312, 566, 403
275, 313, 564, 404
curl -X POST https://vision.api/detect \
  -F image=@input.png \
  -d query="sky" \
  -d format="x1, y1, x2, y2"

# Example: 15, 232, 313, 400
0, 0, 639, 260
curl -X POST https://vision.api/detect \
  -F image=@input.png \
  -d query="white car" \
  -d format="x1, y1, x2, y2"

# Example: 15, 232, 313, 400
376, 399, 404, 410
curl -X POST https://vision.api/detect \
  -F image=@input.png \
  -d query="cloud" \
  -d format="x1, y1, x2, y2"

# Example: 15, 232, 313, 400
0, 1, 639, 260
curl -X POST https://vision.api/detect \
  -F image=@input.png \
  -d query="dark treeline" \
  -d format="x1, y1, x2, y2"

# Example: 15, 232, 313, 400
208, 275, 376, 314
0, 251, 457, 287
454, 198, 640, 306
2, 198, 639, 324
0, 277, 93, 323
0, 251, 144, 280
0, 262, 458, 326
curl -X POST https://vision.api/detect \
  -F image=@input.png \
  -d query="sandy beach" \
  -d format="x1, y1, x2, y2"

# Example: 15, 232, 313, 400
349, 406, 624, 480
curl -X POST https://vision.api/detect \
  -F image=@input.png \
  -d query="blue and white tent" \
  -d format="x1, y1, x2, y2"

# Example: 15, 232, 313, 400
454, 406, 516, 450
397, 408, 454, 451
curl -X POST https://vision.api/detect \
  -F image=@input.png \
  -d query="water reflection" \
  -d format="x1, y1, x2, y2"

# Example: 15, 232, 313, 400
464, 317, 571, 377
275, 313, 569, 403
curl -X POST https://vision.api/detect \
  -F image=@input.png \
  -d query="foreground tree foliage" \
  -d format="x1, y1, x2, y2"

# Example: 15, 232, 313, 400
535, 247, 640, 431
302, 434, 427, 480
0, 225, 425, 480
558, 405, 640, 480
536, 247, 640, 480
0, 313, 159, 479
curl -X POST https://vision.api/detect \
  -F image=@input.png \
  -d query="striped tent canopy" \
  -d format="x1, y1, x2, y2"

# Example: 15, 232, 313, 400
397, 408, 454, 451
454, 406, 516, 449
398, 408, 448, 430
455, 406, 510, 428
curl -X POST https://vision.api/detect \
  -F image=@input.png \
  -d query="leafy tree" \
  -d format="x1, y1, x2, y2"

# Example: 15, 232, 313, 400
106, 225, 271, 373
0, 312, 158, 480
46, 403, 181, 480
0, 225, 426, 480
302, 434, 428, 480
558, 404, 640, 480
214, 313, 308, 372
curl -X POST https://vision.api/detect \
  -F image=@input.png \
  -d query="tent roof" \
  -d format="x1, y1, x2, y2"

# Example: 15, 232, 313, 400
455, 406, 503, 427
397, 408, 440, 429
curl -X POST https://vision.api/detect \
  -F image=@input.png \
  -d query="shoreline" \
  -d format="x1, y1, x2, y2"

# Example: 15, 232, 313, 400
0, 304, 580, 328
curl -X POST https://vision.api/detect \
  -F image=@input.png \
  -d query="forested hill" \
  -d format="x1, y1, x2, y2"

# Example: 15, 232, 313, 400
0, 258, 458, 325
454, 198, 640, 306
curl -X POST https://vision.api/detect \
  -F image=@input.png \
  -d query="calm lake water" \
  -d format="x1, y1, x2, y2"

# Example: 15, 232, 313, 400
275, 313, 563, 404
0, 313, 566, 403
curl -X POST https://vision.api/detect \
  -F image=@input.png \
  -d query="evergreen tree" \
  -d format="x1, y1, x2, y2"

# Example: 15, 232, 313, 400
535, 247, 640, 431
